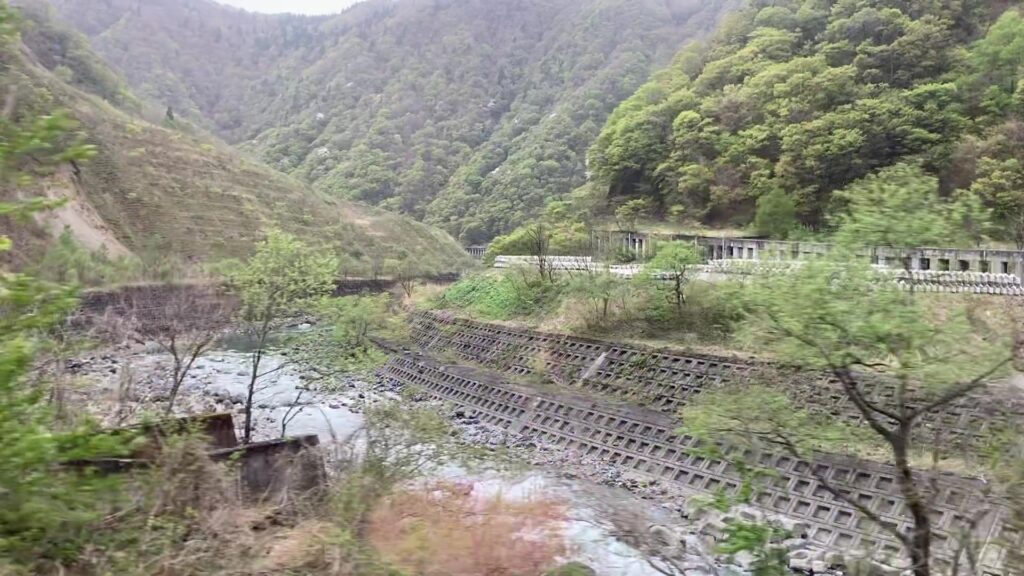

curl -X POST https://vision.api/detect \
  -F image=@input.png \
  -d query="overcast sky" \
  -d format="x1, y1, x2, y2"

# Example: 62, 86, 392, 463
215, 0, 361, 15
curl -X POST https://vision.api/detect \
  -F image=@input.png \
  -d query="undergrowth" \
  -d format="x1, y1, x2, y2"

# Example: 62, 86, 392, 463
436, 269, 743, 346
438, 270, 566, 321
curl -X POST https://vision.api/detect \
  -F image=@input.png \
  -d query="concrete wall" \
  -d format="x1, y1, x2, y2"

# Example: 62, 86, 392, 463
209, 434, 325, 503
395, 311, 1021, 572
697, 236, 1024, 278
82, 414, 326, 504
381, 346, 1013, 573
607, 232, 1024, 282
410, 311, 1023, 449
492, 255, 1024, 295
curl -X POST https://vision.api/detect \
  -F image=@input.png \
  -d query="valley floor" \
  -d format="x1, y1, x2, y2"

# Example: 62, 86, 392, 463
61, 329, 769, 575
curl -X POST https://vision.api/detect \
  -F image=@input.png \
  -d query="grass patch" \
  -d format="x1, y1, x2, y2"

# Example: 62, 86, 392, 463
440, 270, 566, 321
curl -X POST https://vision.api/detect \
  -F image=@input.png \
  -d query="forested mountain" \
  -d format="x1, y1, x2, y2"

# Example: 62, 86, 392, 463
588, 0, 1024, 246
2, 6, 471, 270
33, 0, 737, 243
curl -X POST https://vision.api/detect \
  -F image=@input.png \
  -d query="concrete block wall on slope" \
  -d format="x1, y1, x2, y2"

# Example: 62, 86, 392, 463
379, 353, 1013, 573
410, 312, 1024, 447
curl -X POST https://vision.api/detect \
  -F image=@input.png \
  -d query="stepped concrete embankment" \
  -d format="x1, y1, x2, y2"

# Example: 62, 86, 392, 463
382, 311, 1022, 574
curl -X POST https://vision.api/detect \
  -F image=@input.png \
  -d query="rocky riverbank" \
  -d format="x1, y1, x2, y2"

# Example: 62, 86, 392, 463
62, 337, 848, 576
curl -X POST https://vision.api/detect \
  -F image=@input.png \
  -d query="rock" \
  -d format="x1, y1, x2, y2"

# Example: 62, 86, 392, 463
649, 524, 679, 553
811, 560, 828, 573
732, 550, 756, 570
782, 538, 807, 551
236, 371, 248, 377
682, 560, 714, 573
824, 551, 844, 567
682, 534, 705, 553
543, 562, 596, 576
789, 549, 814, 572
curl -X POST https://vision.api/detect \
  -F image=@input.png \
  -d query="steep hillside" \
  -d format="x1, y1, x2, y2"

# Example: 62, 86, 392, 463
587, 0, 1024, 245
2, 8, 471, 271
38, 0, 737, 242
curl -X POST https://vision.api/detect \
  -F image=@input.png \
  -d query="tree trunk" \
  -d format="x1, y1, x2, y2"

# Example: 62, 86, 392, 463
674, 276, 683, 313
164, 342, 183, 415
165, 360, 183, 415
243, 347, 264, 444
892, 424, 931, 576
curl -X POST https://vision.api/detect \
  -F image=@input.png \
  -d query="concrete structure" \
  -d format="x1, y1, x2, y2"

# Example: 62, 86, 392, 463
695, 236, 1024, 279
598, 231, 1024, 283
492, 255, 1024, 295
81, 413, 326, 503
385, 311, 1024, 573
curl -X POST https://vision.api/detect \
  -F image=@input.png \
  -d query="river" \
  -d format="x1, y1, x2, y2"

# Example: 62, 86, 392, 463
88, 336, 728, 576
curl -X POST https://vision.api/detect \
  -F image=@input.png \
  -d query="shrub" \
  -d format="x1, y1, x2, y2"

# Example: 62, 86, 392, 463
442, 271, 565, 320
367, 482, 566, 576
753, 189, 797, 240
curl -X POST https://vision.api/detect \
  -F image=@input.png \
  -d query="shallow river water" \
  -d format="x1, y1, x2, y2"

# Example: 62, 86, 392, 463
113, 339, 721, 576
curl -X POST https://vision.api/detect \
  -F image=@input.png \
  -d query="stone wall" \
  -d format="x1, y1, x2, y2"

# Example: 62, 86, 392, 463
73, 275, 463, 336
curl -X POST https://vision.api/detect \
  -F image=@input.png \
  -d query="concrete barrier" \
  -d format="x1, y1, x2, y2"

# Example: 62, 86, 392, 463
73, 414, 326, 503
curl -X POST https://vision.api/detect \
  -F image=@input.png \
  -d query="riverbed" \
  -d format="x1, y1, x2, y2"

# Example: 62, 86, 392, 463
71, 338, 737, 576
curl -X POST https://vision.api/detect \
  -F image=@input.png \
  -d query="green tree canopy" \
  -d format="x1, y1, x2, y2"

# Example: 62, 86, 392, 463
644, 241, 702, 313
587, 1, 1024, 245
830, 163, 989, 249
752, 188, 797, 239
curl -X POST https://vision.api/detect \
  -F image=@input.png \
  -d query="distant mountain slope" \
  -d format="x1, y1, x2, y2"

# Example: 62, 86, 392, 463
38, 0, 737, 242
3, 7, 471, 271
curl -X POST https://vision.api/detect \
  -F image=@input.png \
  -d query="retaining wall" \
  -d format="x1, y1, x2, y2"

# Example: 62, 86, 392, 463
492, 255, 1024, 295
410, 311, 1024, 447
380, 351, 1014, 573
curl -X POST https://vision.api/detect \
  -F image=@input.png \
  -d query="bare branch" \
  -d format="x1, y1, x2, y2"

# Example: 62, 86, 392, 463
907, 357, 1012, 420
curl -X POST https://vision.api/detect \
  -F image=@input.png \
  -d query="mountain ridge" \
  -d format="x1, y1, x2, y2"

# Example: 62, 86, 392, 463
38, 0, 738, 242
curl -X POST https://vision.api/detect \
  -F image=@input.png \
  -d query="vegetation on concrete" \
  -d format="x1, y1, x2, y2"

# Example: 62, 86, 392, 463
433, 266, 742, 346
